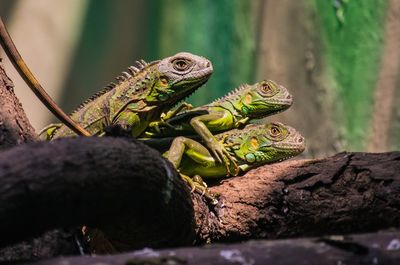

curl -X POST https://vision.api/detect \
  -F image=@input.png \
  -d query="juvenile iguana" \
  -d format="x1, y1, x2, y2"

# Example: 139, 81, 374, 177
40, 52, 213, 139
165, 122, 305, 202
141, 80, 293, 173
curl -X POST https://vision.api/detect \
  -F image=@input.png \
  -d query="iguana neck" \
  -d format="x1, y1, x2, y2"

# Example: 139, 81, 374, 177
208, 99, 245, 124
207, 84, 251, 122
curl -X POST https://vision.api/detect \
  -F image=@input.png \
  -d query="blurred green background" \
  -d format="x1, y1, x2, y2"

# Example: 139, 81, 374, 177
0, 0, 399, 157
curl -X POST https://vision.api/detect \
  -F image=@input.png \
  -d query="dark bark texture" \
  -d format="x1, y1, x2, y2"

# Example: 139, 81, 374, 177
0, 136, 195, 252
1, 142, 400, 261
25, 231, 400, 265
0, 61, 36, 149
194, 152, 400, 243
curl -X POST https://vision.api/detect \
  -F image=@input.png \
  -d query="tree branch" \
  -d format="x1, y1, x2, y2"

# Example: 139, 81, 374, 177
0, 137, 195, 250
24, 231, 400, 265
0, 60, 37, 149
194, 152, 400, 243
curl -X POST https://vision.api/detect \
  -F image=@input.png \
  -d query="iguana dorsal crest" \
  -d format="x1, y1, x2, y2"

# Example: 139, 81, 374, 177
212, 84, 248, 103
70, 60, 159, 116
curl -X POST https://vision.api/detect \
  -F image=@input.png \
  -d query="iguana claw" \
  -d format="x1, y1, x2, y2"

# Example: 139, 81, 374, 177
161, 102, 193, 121
152, 102, 194, 134
208, 139, 239, 176
180, 174, 219, 205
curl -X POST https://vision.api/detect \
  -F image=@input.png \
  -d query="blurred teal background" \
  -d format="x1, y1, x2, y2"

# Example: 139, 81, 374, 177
0, 0, 399, 157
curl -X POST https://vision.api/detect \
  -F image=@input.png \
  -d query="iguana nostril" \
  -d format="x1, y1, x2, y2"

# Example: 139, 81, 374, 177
206, 61, 211, 68
287, 94, 292, 100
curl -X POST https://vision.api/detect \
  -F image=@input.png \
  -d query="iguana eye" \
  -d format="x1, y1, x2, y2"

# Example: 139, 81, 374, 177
172, 59, 190, 71
259, 81, 277, 97
269, 125, 281, 137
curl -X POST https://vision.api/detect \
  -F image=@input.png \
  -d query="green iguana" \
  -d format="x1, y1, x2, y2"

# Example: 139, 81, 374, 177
40, 52, 213, 139
164, 122, 305, 203
141, 80, 293, 173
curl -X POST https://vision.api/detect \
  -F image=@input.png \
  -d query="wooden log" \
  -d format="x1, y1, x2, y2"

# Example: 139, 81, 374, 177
1, 143, 400, 259
194, 152, 400, 243
23, 231, 400, 265
0, 137, 195, 250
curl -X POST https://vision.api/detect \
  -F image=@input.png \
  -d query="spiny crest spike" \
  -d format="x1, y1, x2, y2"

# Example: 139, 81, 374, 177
70, 84, 116, 115
237, 84, 248, 90
104, 82, 117, 89
128, 66, 139, 74
136, 60, 145, 68
212, 84, 248, 103
122, 71, 131, 79
228, 84, 248, 96
115, 76, 126, 83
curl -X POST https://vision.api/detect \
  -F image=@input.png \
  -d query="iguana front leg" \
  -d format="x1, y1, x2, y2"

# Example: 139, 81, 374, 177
166, 136, 216, 168
160, 102, 193, 121
190, 112, 239, 175
166, 136, 219, 204
38, 123, 63, 140
147, 102, 193, 135
112, 109, 143, 137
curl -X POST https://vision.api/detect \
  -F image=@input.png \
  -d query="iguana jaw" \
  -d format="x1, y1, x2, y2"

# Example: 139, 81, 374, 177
244, 101, 291, 119
168, 75, 211, 105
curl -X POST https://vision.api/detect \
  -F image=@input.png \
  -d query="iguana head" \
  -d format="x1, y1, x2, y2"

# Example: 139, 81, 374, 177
228, 80, 292, 118
146, 52, 213, 104
225, 122, 305, 171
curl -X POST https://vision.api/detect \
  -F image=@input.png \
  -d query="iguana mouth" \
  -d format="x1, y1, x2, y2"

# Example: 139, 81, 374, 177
275, 154, 298, 162
272, 142, 305, 153
248, 104, 291, 119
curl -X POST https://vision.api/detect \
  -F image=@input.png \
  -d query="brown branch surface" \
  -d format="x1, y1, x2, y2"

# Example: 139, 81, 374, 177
0, 61, 36, 149
25, 231, 400, 265
194, 152, 400, 243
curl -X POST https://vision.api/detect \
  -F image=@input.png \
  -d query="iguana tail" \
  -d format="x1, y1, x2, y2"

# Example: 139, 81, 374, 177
0, 17, 90, 136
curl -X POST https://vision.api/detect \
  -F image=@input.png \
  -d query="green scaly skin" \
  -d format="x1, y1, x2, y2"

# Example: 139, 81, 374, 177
39, 52, 213, 139
165, 122, 305, 203
141, 80, 293, 174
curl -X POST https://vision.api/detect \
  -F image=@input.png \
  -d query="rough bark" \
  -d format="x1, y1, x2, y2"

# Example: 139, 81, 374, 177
0, 136, 195, 251
194, 152, 400, 243
1, 146, 399, 261
0, 61, 37, 149
0, 229, 79, 262
24, 231, 400, 265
